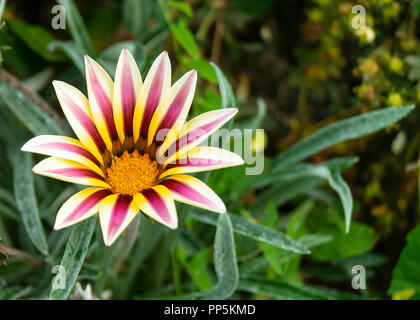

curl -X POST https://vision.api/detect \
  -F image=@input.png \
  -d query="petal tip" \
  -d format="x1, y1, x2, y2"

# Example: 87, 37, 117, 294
20, 141, 30, 152
53, 220, 65, 230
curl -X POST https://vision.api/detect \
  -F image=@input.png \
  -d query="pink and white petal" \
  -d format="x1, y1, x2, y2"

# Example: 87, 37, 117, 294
54, 187, 112, 229
133, 51, 171, 142
161, 175, 226, 213
113, 48, 142, 142
134, 185, 177, 229
53, 81, 105, 163
21, 135, 103, 176
33, 157, 110, 188
159, 146, 244, 179
147, 69, 197, 147
85, 55, 118, 150
99, 194, 140, 246
158, 108, 238, 164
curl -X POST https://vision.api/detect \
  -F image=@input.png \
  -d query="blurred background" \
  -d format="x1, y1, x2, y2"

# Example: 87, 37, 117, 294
0, 0, 420, 300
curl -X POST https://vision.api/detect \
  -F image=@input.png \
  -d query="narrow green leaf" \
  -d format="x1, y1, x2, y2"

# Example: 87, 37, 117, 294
329, 172, 352, 232
57, 0, 94, 55
13, 152, 48, 255
238, 277, 360, 300
171, 19, 199, 58
259, 160, 356, 232
168, 0, 193, 18
122, 0, 152, 38
189, 210, 310, 254
48, 40, 84, 73
257, 157, 358, 189
210, 62, 236, 109
8, 20, 66, 61
49, 216, 97, 300
184, 214, 238, 299
0, 80, 63, 136
272, 105, 415, 172
235, 98, 266, 130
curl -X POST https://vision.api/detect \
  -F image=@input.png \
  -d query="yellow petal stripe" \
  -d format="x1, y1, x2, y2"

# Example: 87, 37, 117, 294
85, 55, 118, 150
21, 135, 103, 176
113, 48, 142, 142
33, 157, 110, 188
147, 69, 197, 147
133, 51, 171, 142
54, 187, 112, 230
161, 174, 226, 213
160, 146, 244, 179
134, 185, 178, 229
52, 81, 105, 164
99, 194, 140, 246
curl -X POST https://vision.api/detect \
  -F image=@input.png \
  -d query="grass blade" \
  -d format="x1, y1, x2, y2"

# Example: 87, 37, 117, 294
49, 216, 97, 300
272, 105, 415, 172
13, 152, 48, 255
189, 210, 310, 254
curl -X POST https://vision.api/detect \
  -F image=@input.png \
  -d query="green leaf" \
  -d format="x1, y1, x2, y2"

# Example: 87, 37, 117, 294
189, 210, 310, 254
8, 20, 66, 61
49, 217, 97, 300
235, 98, 266, 130
0, 79, 63, 136
184, 58, 217, 83
265, 161, 354, 232
210, 62, 236, 109
311, 222, 378, 261
186, 214, 238, 299
171, 19, 199, 58
272, 105, 415, 172
252, 157, 357, 216
57, 0, 94, 55
168, 0, 193, 18
238, 277, 359, 300
388, 225, 420, 296
122, 0, 153, 38
179, 247, 213, 291
13, 152, 48, 255
48, 40, 84, 73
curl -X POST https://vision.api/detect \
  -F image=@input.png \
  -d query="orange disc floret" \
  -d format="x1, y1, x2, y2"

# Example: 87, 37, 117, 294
106, 150, 158, 196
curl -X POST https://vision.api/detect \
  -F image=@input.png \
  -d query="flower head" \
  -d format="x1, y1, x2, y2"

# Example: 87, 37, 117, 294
22, 49, 243, 246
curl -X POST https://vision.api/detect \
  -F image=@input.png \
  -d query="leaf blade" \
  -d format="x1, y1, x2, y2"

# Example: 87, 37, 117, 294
272, 105, 414, 172
49, 216, 96, 300
13, 152, 48, 255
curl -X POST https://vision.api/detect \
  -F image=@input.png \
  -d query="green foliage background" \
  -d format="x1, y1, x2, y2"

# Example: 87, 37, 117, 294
0, 0, 419, 300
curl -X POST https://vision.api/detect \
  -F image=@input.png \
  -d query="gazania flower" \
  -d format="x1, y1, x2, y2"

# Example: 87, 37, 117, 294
21, 49, 243, 246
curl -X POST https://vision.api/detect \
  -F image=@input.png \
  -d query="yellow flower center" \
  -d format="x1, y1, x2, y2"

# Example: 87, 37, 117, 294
106, 150, 158, 196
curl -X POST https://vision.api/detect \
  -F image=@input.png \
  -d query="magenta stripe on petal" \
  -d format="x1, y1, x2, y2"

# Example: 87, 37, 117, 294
154, 72, 195, 145
142, 188, 171, 223
64, 189, 112, 223
46, 168, 104, 181
37, 142, 101, 167
140, 58, 166, 138
166, 110, 236, 159
87, 61, 118, 141
61, 91, 106, 152
121, 56, 136, 136
107, 194, 132, 240
161, 179, 217, 211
